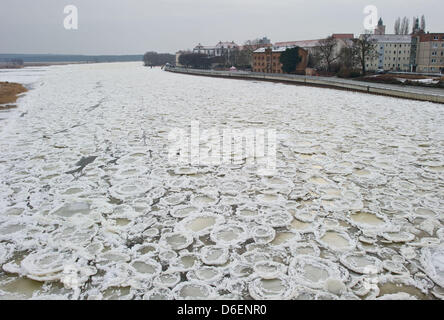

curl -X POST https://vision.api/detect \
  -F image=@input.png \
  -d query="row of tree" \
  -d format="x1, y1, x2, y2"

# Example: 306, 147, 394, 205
0, 58, 24, 66
178, 49, 254, 70
143, 52, 175, 67
394, 15, 426, 35
308, 34, 378, 76
178, 53, 215, 69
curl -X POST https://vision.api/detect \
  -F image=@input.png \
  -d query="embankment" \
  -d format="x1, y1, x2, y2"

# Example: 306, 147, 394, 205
165, 67, 444, 104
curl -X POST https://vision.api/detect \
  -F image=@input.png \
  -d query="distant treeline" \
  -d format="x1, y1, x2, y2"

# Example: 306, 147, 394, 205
0, 54, 143, 63
143, 52, 175, 66
0, 58, 24, 66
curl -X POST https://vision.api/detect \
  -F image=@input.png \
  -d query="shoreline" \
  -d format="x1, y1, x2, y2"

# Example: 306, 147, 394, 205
165, 67, 444, 104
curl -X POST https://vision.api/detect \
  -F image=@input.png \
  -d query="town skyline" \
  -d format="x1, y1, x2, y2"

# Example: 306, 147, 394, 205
1, 0, 444, 55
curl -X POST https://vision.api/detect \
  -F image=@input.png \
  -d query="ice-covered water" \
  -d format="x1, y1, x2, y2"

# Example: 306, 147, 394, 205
0, 62, 443, 300
0, 66, 48, 133
0, 67, 48, 86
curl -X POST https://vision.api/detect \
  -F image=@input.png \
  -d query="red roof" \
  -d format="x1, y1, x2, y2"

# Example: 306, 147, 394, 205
417, 33, 444, 42
332, 33, 354, 39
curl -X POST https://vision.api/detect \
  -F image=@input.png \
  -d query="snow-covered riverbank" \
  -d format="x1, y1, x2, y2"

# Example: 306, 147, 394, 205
0, 62, 443, 300
0, 66, 48, 134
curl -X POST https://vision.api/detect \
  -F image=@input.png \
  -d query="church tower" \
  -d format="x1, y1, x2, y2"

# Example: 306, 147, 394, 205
374, 18, 386, 35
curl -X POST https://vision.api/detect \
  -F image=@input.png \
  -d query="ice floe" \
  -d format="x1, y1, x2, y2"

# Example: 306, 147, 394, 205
0, 63, 443, 300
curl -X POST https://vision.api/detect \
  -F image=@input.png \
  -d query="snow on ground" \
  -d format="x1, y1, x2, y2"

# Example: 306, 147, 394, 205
0, 67, 48, 86
0, 62, 443, 300
0, 67, 48, 133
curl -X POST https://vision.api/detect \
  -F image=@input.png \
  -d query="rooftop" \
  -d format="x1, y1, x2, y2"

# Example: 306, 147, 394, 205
332, 33, 354, 39
417, 33, 444, 42
194, 41, 239, 50
367, 34, 412, 43
274, 39, 321, 48
253, 46, 288, 53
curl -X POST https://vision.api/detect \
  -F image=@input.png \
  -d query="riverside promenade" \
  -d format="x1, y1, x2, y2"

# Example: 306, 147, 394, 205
165, 67, 444, 104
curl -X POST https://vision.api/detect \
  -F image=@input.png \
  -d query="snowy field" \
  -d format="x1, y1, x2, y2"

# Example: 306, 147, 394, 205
0, 62, 443, 300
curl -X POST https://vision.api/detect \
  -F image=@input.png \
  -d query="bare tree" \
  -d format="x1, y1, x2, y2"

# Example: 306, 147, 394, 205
235, 44, 256, 69
394, 17, 401, 35
404, 18, 410, 34
307, 50, 322, 69
420, 15, 426, 31
353, 33, 377, 76
317, 36, 339, 72
400, 17, 410, 35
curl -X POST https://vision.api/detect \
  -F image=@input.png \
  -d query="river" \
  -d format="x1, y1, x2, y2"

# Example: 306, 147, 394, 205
0, 62, 443, 300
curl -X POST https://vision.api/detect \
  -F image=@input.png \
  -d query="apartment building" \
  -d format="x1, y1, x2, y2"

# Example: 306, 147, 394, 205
413, 33, 444, 73
252, 46, 308, 74
366, 35, 412, 72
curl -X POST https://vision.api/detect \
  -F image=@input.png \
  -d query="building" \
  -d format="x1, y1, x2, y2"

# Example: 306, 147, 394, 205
252, 46, 308, 74
193, 41, 239, 57
365, 17, 413, 72
413, 33, 444, 73
275, 39, 321, 56
365, 34, 412, 72
240, 37, 272, 51
193, 44, 216, 56
254, 37, 271, 45
374, 18, 386, 35
275, 34, 354, 63
331, 34, 355, 41
175, 50, 191, 67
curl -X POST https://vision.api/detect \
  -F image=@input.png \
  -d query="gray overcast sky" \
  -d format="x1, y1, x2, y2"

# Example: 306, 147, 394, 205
1, 0, 443, 55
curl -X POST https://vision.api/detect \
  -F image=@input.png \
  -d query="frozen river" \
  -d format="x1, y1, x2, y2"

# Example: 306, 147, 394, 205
0, 62, 443, 300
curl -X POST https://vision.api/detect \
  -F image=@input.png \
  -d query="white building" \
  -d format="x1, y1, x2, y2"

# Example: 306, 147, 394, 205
193, 41, 239, 57
365, 35, 412, 72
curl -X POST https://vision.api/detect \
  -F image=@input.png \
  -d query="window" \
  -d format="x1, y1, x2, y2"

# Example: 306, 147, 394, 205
433, 36, 438, 40
432, 51, 437, 56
